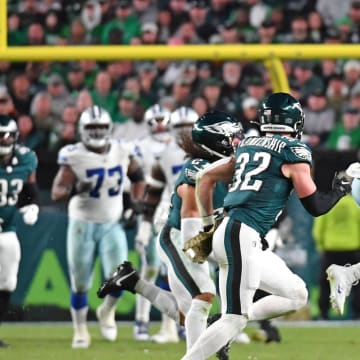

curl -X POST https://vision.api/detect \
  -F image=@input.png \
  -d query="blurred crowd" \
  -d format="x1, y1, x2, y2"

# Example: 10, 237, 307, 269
1, 0, 360, 173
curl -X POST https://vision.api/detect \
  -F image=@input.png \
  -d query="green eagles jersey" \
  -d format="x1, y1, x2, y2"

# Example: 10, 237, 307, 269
167, 158, 228, 230
224, 135, 312, 236
0, 145, 38, 232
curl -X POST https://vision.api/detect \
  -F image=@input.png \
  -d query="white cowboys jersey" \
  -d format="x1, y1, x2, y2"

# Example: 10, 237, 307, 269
57, 139, 132, 223
134, 135, 169, 181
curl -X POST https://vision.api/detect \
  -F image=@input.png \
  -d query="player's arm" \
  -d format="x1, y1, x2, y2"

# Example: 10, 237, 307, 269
282, 162, 351, 217
18, 171, 41, 226
127, 156, 145, 202
51, 165, 77, 201
196, 156, 235, 227
142, 162, 166, 222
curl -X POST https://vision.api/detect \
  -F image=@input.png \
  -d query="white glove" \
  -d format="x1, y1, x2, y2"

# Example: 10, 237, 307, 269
346, 162, 360, 179
135, 220, 152, 255
19, 204, 39, 225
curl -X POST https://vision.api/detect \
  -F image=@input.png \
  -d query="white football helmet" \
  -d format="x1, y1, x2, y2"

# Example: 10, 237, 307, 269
170, 106, 199, 146
144, 104, 171, 142
79, 105, 113, 149
0, 115, 18, 156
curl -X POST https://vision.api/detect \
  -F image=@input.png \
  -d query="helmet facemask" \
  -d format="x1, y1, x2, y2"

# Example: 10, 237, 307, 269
81, 123, 112, 149
0, 118, 18, 156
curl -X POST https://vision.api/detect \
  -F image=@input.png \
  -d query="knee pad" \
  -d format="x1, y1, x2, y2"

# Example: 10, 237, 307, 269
292, 276, 308, 310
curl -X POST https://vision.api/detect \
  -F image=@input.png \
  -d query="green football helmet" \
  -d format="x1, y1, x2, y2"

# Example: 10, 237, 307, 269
0, 114, 18, 156
259, 92, 305, 139
192, 110, 243, 158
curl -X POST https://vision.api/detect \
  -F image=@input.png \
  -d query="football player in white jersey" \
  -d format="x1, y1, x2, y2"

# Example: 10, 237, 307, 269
132, 104, 172, 341
134, 106, 198, 343
51, 106, 145, 349
0, 115, 40, 348
327, 162, 360, 316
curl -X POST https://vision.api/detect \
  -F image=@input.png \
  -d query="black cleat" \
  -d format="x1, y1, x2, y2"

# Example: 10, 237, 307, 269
0, 339, 9, 348
259, 320, 281, 343
207, 314, 230, 360
97, 261, 139, 298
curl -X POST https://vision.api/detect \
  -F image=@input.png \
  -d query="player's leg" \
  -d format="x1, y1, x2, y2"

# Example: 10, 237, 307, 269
248, 250, 308, 321
151, 264, 182, 344
182, 218, 253, 359
98, 221, 129, 341
67, 219, 95, 348
0, 232, 20, 348
134, 232, 161, 341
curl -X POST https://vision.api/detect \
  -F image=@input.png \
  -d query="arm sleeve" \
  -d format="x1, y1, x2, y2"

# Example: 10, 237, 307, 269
300, 189, 344, 217
17, 183, 40, 207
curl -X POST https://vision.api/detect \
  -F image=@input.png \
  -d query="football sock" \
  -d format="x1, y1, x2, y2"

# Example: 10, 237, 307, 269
184, 299, 211, 350
103, 294, 118, 309
0, 291, 11, 322
181, 314, 247, 360
135, 294, 152, 323
70, 306, 88, 330
136, 265, 158, 323
135, 279, 179, 322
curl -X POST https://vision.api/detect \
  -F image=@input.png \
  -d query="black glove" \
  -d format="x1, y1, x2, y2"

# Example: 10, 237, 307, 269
332, 172, 352, 196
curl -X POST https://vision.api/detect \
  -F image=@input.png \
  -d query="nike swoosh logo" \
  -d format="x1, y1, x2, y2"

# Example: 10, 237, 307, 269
115, 270, 136, 286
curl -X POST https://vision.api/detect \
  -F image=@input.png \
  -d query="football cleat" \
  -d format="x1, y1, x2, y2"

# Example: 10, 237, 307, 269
151, 315, 179, 344
326, 264, 356, 315
72, 326, 91, 349
233, 332, 251, 344
96, 303, 117, 341
97, 261, 139, 298
177, 324, 186, 341
0, 339, 9, 348
259, 320, 281, 343
207, 314, 230, 360
134, 321, 150, 341
151, 330, 179, 344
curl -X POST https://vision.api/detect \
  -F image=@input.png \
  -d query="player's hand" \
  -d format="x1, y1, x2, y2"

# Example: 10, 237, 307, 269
332, 172, 352, 196
135, 220, 152, 255
183, 226, 214, 264
346, 162, 360, 179
19, 204, 39, 225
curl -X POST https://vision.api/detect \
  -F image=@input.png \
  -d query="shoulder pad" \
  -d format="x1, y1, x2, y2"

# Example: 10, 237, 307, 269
184, 158, 210, 184
57, 143, 80, 165
284, 138, 312, 165
15, 145, 38, 171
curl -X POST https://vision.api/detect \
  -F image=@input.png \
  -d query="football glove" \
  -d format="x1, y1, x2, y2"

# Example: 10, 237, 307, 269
346, 162, 360, 179
332, 172, 352, 196
183, 226, 214, 264
19, 204, 39, 225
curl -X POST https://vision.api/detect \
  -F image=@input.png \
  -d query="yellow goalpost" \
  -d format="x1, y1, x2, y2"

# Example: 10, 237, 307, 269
1, 1, 360, 92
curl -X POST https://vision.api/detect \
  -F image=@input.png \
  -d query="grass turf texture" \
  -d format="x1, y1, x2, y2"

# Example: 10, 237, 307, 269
1, 323, 360, 359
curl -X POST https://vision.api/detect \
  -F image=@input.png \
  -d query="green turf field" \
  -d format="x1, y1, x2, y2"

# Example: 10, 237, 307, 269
1, 323, 360, 360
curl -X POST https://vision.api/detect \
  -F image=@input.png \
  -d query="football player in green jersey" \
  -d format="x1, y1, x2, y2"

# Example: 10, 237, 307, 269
0, 115, 39, 348
182, 92, 352, 360
98, 111, 243, 358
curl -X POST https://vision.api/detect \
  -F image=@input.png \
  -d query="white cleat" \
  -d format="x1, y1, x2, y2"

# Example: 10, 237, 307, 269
326, 264, 355, 315
72, 327, 91, 349
151, 331, 179, 344
134, 321, 150, 341
234, 332, 251, 344
96, 304, 117, 341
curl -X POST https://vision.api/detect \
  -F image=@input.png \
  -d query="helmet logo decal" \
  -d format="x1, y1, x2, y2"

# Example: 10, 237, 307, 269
203, 121, 242, 136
